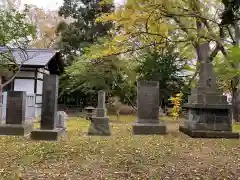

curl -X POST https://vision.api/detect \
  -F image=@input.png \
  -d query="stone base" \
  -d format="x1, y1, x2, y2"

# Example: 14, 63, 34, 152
179, 126, 239, 139
88, 131, 111, 136
0, 123, 33, 136
183, 106, 233, 131
132, 122, 166, 135
88, 117, 110, 136
30, 128, 65, 141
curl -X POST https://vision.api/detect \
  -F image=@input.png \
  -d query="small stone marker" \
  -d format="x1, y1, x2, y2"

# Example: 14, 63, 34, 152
56, 111, 67, 129
132, 81, 166, 135
88, 90, 110, 136
179, 57, 239, 139
30, 75, 66, 141
58, 111, 69, 120
0, 91, 33, 136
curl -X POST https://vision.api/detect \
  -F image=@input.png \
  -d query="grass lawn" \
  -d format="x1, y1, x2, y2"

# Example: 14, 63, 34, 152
0, 116, 239, 180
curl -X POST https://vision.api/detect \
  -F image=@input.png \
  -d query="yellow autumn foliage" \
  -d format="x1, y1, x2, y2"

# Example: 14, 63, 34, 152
169, 92, 184, 120
85, 0, 222, 60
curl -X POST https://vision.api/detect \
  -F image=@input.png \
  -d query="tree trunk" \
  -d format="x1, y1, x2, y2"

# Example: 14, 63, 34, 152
232, 76, 240, 122
232, 23, 240, 122
232, 85, 240, 122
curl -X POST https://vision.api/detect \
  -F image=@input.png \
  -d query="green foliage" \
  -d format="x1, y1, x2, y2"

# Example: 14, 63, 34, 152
0, 9, 36, 77
62, 57, 118, 92
135, 48, 188, 105
215, 46, 240, 92
57, 0, 114, 64
0, 9, 36, 45
60, 55, 136, 104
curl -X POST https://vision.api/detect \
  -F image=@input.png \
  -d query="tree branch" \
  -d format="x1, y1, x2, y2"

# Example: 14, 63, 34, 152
227, 26, 236, 44
110, 70, 137, 111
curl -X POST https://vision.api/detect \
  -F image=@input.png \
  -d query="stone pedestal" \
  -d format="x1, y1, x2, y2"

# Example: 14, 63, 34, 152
30, 128, 65, 141
88, 90, 111, 136
133, 122, 166, 135
30, 75, 65, 141
0, 123, 33, 136
132, 81, 166, 135
0, 91, 33, 136
179, 62, 239, 139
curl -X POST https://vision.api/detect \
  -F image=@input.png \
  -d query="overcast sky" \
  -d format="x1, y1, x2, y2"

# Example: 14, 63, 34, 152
23, 0, 124, 10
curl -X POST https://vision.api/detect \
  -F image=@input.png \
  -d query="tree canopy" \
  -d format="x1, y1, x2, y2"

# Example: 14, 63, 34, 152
135, 47, 191, 105
0, 8, 36, 81
57, 0, 114, 64
85, 0, 225, 61
56, 0, 240, 121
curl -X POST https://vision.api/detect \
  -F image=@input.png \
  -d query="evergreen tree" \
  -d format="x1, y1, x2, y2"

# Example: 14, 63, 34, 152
57, 0, 114, 64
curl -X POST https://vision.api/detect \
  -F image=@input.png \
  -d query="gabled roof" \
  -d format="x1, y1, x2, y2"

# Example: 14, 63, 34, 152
0, 47, 65, 75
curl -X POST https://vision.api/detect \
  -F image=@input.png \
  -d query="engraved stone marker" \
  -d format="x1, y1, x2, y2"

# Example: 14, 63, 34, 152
97, 90, 105, 109
6, 91, 26, 124
88, 90, 110, 136
31, 75, 65, 141
0, 91, 33, 136
95, 90, 106, 117
137, 81, 159, 123
41, 88, 57, 130
133, 81, 166, 135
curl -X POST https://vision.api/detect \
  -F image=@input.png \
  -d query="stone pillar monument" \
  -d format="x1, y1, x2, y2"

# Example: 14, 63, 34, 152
31, 74, 66, 141
88, 90, 110, 136
0, 91, 33, 136
132, 81, 166, 135
179, 61, 239, 138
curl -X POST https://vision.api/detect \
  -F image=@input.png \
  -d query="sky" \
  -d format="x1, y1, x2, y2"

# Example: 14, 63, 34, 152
23, 0, 124, 10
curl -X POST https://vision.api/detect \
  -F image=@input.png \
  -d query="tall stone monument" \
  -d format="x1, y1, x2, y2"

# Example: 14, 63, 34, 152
31, 75, 65, 141
179, 60, 239, 138
88, 90, 110, 136
132, 81, 166, 135
0, 91, 33, 136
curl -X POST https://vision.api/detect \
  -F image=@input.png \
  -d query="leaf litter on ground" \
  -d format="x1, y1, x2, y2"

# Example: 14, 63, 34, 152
0, 117, 239, 179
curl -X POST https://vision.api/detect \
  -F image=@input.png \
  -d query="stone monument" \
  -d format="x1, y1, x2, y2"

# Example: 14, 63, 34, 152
132, 81, 166, 135
30, 75, 65, 141
0, 91, 33, 136
179, 60, 239, 138
88, 90, 110, 136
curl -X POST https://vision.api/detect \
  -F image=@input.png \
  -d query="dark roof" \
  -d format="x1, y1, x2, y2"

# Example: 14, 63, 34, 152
0, 47, 65, 75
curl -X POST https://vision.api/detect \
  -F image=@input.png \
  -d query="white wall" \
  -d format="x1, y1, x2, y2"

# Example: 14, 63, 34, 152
37, 72, 43, 79
36, 95, 42, 104
11, 69, 47, 118
35, 104, 42, 117
36, 80, 43, 94
38, 68, 49, 75
14, 79, 35, 94
38, 68, 44, 73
